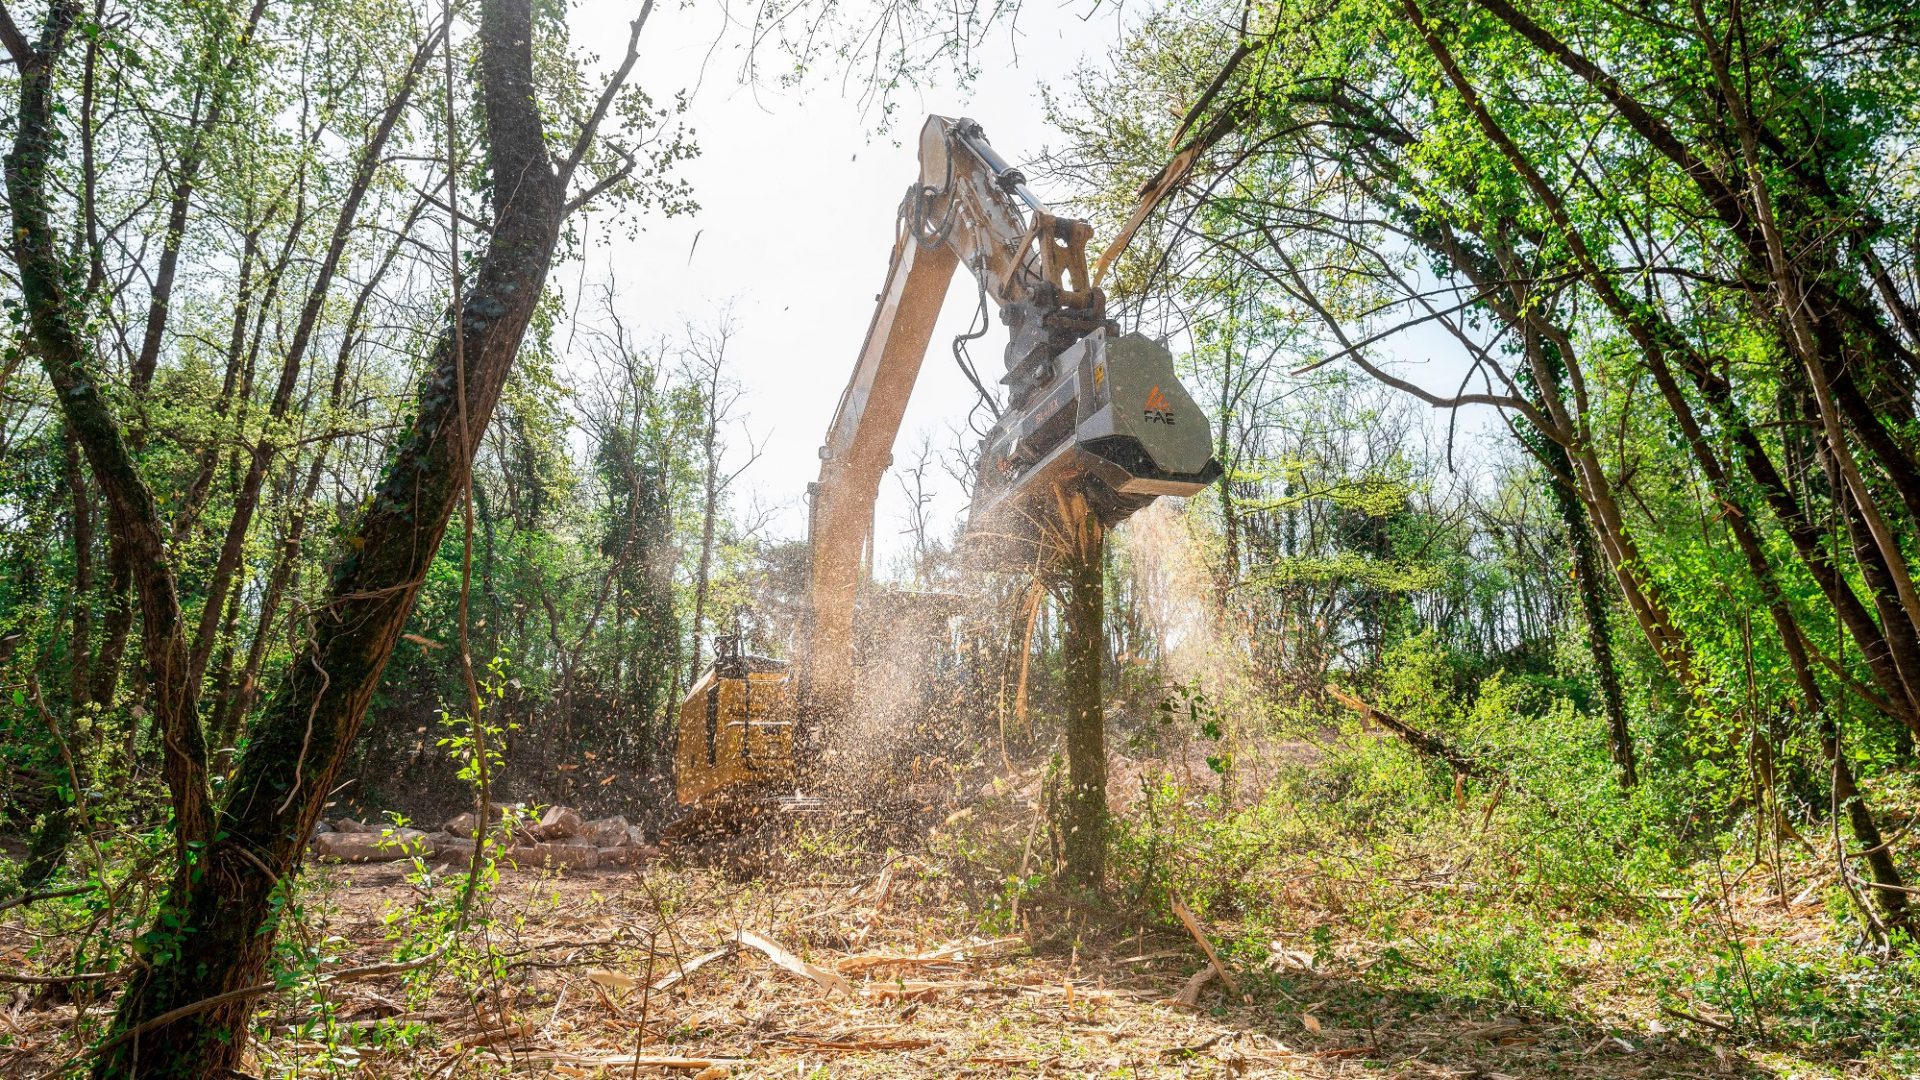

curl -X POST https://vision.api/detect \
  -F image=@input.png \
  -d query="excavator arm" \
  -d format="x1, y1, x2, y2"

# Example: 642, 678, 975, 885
801, 194, 956, 741
669, 115, 1219, 832
798, 115, 1219, 748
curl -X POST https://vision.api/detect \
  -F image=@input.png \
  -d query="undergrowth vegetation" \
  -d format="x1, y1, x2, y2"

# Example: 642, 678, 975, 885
1009, 634, 1920, 1074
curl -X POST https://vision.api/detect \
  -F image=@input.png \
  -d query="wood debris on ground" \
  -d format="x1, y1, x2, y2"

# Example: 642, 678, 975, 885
0, 838, 1804, 1079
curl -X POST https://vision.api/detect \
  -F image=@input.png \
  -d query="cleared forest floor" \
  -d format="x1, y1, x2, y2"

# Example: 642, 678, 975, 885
2, 832, 1881, 1078
7, 728, 1916, 1079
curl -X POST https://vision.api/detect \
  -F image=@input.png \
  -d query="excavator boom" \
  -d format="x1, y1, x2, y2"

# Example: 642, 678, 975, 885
668, 115, 1219, 835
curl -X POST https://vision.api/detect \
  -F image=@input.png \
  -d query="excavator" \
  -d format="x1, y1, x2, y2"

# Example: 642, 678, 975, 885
668, 115, 1219, 837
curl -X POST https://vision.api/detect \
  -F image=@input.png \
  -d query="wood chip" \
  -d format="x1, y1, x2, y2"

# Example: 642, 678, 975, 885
848, 858, 898, 947
1173, 965, 1216, 1009
731, 929, 853, 995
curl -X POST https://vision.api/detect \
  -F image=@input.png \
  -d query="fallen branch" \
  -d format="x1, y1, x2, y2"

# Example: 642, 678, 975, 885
650, 942, 738, 993
0, 883, 93, 914
89, 950, 445, 1058
732, 929, 852, 995
515, 1052, 747, 1070
1660, 1003, 1738, 1036
1170, 893, 1243, 1001
833, 937, 1021, 974
776, 1035, 938, 1051
1160, 1031, 1225, 1056
90, 983, 281, 1058
0, 969, 118, 986
859, 979, 993, 1001
455, 1021, 534, 1049
1326, 686, 1496, 781
270, 1007, 460, 1034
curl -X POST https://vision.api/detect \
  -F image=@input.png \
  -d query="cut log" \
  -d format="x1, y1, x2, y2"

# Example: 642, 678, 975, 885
583, 815, 630, 847
599, 844, 657, 867
313, 829, 432, 863
534, 805, 584, 840
508, 841, 599, 870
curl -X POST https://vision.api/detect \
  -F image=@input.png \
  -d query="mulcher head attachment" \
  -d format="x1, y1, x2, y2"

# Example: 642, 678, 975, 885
964, 329, 1221, 563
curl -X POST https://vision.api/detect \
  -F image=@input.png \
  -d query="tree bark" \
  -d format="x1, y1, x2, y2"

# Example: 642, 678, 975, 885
1055, 496, 1107, 890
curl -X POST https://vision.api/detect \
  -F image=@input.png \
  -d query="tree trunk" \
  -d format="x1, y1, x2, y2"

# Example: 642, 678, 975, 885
687, 410, 721, 684
18, 434, 93, 889
6, 0, 214, 863
1055, 497, 1107, 890
1429, 0, 1907, 930
93, 1, 580, 1072
1543, 435, 1636, 787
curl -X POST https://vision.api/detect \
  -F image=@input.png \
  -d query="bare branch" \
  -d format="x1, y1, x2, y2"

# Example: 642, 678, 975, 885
558, 0, 653, 186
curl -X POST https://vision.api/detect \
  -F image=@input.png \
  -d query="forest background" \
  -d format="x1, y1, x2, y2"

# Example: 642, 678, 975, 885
6, 0, 1920, 1073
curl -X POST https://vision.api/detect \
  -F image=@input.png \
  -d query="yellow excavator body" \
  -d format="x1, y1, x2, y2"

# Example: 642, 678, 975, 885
671, 654, 795, 812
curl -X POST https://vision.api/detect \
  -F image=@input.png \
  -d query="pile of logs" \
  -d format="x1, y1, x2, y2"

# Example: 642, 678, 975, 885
311, 805, 657, 871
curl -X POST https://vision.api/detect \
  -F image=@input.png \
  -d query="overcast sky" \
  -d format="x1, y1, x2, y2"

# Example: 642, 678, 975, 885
559, 0, 1131, 570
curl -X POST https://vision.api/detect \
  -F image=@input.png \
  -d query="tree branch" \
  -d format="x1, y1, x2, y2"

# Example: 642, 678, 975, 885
0, 0, 34, 69
558, 0, 652, 187
563, 152, 635, 216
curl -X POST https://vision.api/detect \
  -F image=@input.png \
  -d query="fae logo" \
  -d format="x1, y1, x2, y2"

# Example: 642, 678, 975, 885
1143, 385, 1175, 426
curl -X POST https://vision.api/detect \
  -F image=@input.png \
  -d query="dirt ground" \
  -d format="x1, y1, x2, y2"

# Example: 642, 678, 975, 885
2, 828, 1812, 1080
